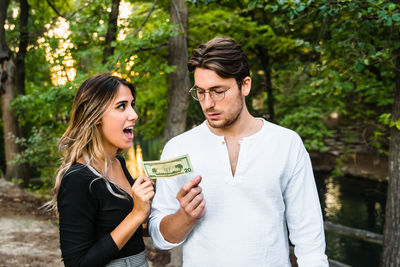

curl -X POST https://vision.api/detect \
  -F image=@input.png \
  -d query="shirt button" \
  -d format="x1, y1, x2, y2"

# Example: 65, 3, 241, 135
222, 140, 225, 144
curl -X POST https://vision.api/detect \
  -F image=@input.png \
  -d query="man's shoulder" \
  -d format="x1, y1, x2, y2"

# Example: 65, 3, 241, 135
166, 122, 206, 145
263, 119, 301, 141
161, 122, 207, 158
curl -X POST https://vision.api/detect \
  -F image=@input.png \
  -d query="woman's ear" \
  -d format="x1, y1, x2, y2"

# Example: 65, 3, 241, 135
241, 76, 252, 97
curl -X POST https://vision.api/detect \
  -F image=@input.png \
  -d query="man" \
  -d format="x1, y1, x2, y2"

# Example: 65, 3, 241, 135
149, 36, 328, 266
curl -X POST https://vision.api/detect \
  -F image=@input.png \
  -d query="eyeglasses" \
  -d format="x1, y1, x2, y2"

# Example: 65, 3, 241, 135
189, 85, 232, 102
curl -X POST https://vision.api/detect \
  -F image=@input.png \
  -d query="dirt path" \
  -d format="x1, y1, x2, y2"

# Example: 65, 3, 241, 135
0, 179, 172, 267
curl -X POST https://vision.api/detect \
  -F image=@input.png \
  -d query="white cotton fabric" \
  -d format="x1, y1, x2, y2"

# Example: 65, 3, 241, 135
149, 119, 328, 267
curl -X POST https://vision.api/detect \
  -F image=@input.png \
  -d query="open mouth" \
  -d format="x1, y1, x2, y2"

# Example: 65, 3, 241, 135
123, 126, 134, 140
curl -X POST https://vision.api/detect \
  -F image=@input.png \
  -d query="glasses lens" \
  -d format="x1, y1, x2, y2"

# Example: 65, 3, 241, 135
189, 87, 228, 102
209, 90, 225, 101
189, 87, 199, 101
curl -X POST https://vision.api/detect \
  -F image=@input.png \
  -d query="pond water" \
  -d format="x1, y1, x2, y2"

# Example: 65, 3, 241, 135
315, 172, 387, 267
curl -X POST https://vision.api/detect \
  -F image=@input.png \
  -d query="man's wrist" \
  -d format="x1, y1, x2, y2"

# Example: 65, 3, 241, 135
159, 209, 198, 244
177, 207, 199, 226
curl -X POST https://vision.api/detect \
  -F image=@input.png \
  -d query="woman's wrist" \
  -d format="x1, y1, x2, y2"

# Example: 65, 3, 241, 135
130, 208, 148, 223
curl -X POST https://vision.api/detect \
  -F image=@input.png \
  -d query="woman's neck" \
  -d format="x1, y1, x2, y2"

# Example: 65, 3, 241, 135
77, 152, 118, 174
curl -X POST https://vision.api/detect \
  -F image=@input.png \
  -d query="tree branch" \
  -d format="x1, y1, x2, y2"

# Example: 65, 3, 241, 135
65, 0, 94, 20
113, 0, 158, 65
45, 0, 95, 20
132, 42, 168, 53
132, 0, 158, 39
127, 42, 168, 73
45, 0, 65, 18
28, 1, 94, 44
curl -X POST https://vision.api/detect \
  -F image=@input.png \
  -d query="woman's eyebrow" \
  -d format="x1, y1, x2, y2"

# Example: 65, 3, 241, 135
115, 100, 128, 105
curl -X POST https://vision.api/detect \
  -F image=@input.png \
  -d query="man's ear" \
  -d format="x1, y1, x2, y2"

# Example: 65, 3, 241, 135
241, 76, 251, 97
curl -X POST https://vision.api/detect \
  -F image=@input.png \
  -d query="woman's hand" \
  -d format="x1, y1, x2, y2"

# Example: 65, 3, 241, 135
111, 175, 155, 249
131, 175, 154, 221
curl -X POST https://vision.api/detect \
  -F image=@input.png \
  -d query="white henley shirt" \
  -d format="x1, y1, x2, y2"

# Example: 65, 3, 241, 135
149, 119, 328, 267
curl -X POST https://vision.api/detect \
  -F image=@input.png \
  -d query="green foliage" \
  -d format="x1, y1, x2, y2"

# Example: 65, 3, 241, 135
278, 107, 332, 151
12, 81, 78, 181
380, 113, 400, 130
3, 0, 398, 188
185, 0, 398, 156
5, 0, 174, 185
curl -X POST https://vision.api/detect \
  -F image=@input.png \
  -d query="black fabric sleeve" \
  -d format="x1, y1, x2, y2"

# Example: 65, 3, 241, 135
58, 168, 119, 267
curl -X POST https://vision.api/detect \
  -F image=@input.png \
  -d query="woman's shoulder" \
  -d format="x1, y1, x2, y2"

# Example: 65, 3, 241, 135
57, 164, 103, 214
61, 163, 99, 190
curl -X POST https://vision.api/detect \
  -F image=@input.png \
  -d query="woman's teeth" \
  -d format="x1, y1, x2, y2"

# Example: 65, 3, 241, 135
123, 126, 133, 133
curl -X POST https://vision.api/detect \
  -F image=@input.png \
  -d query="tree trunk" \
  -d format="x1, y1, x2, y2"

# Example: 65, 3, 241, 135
102, 0, 120, 65
0, 0, 27, 183
0, 57, 20, 182
16, 0, 28, 96
163, 0, 190, 142
15, 0, 31, 186
380, 46, 400, 266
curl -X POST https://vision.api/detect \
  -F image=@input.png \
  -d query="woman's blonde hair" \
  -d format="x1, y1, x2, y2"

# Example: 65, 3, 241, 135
47, 74, 136, 210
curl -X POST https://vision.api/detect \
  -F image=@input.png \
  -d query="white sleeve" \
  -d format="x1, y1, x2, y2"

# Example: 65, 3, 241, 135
284, 142, 329, 266
148, 142, 186, 249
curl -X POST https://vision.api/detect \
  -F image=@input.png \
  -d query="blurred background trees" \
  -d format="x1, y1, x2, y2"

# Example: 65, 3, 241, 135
0, 0, 399, 264
0, 0, 396, 186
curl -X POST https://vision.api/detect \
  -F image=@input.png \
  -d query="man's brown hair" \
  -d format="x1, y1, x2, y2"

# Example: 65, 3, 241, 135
187, 36, 250, 88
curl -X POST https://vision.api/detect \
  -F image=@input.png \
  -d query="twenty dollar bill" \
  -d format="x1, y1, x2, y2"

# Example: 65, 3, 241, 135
142, 154, 194, 179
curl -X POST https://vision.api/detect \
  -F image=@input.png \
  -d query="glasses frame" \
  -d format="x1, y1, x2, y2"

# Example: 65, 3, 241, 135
189, 85, 233, 102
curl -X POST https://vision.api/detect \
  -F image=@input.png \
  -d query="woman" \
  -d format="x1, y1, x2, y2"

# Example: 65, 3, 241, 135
49, 74, 154, 267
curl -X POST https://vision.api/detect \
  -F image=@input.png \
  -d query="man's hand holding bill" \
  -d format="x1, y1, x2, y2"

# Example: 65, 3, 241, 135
143, 154, 205, 243
160, 176, 206, 244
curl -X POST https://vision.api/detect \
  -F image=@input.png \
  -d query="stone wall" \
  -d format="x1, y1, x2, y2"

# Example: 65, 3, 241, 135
311, 151, 388, 182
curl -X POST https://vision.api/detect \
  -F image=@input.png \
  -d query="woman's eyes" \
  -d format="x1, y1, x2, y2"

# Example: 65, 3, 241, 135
117, 103, 126, 110
116, 102, 135, 110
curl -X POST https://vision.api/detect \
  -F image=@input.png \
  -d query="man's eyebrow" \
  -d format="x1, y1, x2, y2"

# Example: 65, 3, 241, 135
194, 85, 226, 90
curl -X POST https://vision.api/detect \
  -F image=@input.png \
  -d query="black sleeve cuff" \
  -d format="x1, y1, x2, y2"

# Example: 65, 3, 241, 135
99, 233, 120, 258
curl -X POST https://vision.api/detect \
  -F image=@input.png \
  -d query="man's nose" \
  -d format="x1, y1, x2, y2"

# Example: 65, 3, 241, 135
202, 92, 215, 109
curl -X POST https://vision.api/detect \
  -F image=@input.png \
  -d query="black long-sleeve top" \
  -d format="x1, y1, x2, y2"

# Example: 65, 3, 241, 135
57, 155, 144, 267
